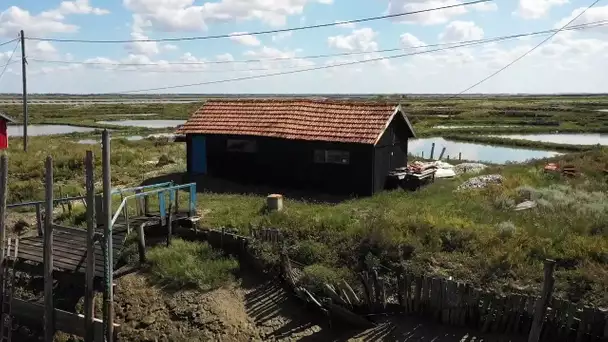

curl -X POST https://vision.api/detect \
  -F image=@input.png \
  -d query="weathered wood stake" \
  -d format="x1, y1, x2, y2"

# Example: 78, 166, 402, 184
0, 155, 8, 301
35, 203, 43, 236
101, 129, 114, 342
84, 151, 95, 342
166, 204, 173, 247
430, 143, 435, 160
528, 260, 556, 342
44, 156, 55, 342
136, 223, 146, 263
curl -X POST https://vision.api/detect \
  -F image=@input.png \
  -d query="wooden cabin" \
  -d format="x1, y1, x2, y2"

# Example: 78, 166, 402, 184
177, 99, 416, 196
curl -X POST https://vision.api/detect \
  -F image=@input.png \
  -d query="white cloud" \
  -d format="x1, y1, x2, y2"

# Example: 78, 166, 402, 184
554, 5, 608, 31
0, 6, 78, 37
400, 33, 426, 49
272, 32, 293, 42
514, 0, 569, 19
328, 28, 379, 52
439, 21, 484, 42
41, 0, 109, 20
229, 32, 261, 46
243, 46, 315, 68
386, 0, 468, 25
122, 0, 332, 31
0, 1, 108, 38
126, 31, 160, 56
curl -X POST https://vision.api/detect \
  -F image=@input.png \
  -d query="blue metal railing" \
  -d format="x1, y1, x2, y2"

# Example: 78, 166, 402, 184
110, 183, 197, 232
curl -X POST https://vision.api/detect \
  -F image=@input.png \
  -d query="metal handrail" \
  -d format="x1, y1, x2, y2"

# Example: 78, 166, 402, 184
109, 183, 196, 230
110, 182, 174, 196
6, 182, 174, 209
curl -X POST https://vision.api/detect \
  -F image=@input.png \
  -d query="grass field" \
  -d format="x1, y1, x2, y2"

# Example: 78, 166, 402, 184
1, 96, 607, 309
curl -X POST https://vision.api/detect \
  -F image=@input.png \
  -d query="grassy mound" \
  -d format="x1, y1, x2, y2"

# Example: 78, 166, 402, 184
146, 239, 239, 291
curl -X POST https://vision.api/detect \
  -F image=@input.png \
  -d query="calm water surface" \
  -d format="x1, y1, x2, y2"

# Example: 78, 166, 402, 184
8, 125, 95, 136
96, 120, 185, 128
409, 137, 561, 164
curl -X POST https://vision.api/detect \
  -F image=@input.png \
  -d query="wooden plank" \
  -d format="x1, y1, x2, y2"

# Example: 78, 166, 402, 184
84, 150, 96, 342
513, 295, 526, 335
481, 295, 496, 333
528, 260, 556, 342
12, 298, 119, 341
414, 275, 422, 313
603, 309, 608, 340
446, 281, 454, 325
0, 155, 6, 317
404, 272, 411, 313
457, 283, 467, 327
421, 276, 430, 314
441, 278, 449, 324
44, 156, 55, 342
492, 296, 506, 333
576, 306, 590, 342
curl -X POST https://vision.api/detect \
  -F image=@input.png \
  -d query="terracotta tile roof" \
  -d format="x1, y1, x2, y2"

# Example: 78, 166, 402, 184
177, 99, 409, 144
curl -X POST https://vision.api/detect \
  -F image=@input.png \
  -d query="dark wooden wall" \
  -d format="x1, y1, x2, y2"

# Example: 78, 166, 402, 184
189, 134, 375, 196
373, 115, 413, 193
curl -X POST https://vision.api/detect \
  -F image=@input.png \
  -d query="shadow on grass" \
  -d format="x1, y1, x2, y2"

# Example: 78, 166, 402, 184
142, 172, 358, 204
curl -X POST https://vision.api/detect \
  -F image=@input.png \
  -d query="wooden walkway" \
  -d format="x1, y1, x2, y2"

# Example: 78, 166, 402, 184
12, 212, 191, 278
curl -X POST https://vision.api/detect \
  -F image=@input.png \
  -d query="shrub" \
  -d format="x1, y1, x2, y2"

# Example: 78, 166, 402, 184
290, 240, 337, 266
497, 221, 517, 239
146, 239, 239, 291
299, 264, 351, 293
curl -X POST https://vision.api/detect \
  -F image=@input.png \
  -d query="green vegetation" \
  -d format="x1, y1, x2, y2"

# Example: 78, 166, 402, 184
205, 149, 608, 306
146, 239, 239, 290
1, 97, 607, 307
2, 135, 185, 204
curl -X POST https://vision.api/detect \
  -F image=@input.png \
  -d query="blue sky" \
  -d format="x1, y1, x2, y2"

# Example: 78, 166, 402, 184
0, 0, 607, 94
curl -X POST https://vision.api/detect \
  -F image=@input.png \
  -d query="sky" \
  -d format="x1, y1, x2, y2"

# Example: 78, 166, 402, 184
0, 0, 607, 94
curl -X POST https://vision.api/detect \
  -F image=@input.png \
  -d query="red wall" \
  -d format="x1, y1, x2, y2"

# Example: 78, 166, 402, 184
0, 120, 7, 149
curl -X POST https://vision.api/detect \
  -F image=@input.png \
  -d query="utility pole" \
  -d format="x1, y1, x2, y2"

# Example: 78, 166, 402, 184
20, 30, 28, 152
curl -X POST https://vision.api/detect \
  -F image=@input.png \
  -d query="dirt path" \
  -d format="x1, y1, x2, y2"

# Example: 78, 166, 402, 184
113, 272, 522, 342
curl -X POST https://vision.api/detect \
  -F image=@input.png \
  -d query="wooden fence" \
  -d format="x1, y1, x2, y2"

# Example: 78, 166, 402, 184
202, 228, 608, 342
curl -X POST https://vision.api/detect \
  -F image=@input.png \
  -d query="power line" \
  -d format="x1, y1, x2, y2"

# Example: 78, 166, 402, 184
452, 0, 602, 96
26, 19, 608, 68
0, 41, 20, 83
27, 60, 312, 73
94, 19, 608, 93
0, 38, 19, 48
26, 0, 492, 43
103, 34, 553, 94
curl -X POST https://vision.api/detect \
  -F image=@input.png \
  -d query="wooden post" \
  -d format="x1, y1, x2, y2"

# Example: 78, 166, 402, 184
20, 30, 28, 152
430, 143, 435, 160
528, 260, 556, 342
438, 147, 447, 160
459, 152, 462, 161
44, 156, 55, 342
101, 130, 114, 342
84, 151, 95, 342
0, 155, 8, 301
136, 223, 146, 263
166, 204, 173, 247
35, 203, 43, 236
143, 195, 149, 216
